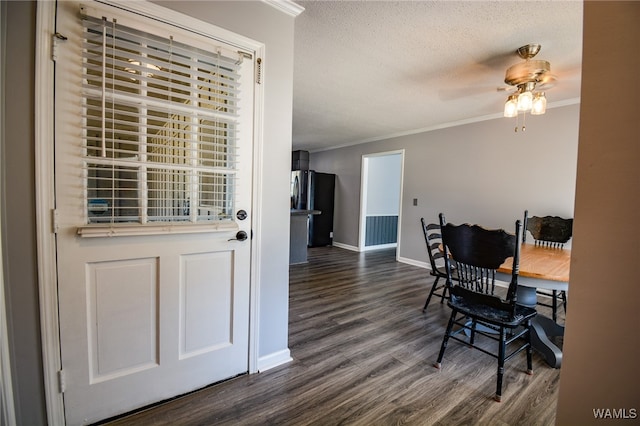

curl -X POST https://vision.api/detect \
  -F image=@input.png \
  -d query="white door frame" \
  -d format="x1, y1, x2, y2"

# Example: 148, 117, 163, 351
358, 150, 405, 258
35, 1, 265, 423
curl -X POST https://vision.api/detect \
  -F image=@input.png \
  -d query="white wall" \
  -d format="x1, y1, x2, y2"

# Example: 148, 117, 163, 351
366, 154, 401, 216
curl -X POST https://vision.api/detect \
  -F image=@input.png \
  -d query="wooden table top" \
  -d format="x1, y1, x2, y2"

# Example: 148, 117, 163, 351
498, 244, 571, 283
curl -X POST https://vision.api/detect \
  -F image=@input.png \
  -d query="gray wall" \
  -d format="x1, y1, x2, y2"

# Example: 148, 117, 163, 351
2, 2, 47, 425
2, 1, 295, 423
311, 104, 579, 259
556, 2, 639, 423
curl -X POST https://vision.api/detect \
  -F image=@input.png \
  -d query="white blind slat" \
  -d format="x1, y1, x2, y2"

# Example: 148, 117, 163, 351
82, 88, 240, 119
82, 14, 241, 66
80, 13, 244, 225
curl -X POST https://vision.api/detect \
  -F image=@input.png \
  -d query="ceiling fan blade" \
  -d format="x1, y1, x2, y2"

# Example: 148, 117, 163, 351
438, 85, 508, 101
536, 73, 558, 90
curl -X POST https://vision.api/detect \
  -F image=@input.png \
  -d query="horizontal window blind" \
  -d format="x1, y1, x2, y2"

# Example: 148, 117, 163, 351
81, 15, 243, 224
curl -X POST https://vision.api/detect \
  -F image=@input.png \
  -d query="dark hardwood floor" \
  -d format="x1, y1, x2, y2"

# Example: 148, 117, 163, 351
105, 246, 562, 425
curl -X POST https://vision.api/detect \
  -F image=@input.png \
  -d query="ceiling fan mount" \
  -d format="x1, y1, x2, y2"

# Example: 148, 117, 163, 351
516, 43, 541, 60
504, 43, 556, 90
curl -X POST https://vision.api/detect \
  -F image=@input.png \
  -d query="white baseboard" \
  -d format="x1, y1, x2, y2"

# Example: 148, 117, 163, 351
331, 242, 399, 252
398, 256, 510, 288
257, 349, 293, 372
331, 242, 359, 252
362, 243, 397, 251
397, 256, 429, 269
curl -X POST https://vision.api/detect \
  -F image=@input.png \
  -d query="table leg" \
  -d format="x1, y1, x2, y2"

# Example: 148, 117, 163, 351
517, 285, 565, 368
530, 316, 564, 368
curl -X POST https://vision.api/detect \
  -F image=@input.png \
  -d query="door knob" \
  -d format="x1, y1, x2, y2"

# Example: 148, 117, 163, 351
229, 230, 248, 241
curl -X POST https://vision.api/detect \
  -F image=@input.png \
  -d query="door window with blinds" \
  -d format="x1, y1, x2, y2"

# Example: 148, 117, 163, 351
81, 15, 245, 224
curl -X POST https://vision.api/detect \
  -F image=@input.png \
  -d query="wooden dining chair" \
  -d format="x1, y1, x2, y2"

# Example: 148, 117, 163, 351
435, 214, 537, 402
523, 210, 573, 248
420, 218, 450, 313
523, 210, 573, 321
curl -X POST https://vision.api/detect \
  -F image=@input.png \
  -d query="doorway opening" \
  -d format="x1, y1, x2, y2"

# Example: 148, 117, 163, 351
358, 150, 404, 256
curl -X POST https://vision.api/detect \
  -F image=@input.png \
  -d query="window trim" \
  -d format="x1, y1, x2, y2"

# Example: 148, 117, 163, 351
77, 219, 239, 238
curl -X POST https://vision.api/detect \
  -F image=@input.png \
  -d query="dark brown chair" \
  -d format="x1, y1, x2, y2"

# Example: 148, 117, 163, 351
523, 210, 573, 321
523, 210, 573, 248
420, 218, 451, 313
435, 214, 536, 402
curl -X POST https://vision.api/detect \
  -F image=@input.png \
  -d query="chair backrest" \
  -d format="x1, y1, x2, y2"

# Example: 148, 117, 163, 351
420, 217, 445, 272
523, 210, 573, 248
439, 213, 521, 314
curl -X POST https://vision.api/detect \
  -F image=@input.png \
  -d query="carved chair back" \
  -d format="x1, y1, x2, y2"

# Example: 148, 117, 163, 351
439, 214, 521, 318
523, 210, 573, 248
421, 218, 446, 276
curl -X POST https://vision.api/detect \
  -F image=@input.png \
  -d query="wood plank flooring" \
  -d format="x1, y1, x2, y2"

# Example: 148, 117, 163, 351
104, 246, 562, 425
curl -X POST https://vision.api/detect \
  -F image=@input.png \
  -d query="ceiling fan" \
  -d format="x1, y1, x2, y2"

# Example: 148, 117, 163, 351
438, 43, 556, 104
504, 43, 556, 90
502, 43, 556, 121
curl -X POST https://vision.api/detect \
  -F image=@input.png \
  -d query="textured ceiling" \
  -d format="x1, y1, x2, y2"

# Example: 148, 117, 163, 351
292, 1, 583, 152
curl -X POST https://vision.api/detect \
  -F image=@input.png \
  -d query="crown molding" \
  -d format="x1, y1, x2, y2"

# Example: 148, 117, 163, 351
262, 0, 305, 17
307, 98, 581, 153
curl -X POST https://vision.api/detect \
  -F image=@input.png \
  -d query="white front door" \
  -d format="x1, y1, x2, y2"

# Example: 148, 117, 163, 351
54, 2, 254, 424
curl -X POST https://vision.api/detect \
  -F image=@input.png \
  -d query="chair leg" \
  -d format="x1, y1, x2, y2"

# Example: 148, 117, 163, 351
552, 290, 558, 322
439, 283, 447, 304
435, 310, 457, 369
470, 319, 477, 345
422, 276, 440, 313
495, 327, 507, 402
526, 321, 534, 375
561, 290, 567, 313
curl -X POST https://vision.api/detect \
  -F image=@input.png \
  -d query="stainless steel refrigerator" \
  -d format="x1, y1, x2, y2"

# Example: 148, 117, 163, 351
291, 170, 335, 247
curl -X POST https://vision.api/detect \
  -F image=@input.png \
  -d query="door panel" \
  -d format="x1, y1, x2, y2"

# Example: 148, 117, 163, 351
89, 257, 158, 381
180, 251, 233, 356
54, 2, 254, 424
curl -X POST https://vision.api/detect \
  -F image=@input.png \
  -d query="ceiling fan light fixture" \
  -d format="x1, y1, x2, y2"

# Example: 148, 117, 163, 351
504, 94, 518, 117
502, 44, 555, 131
517, 90, 533, 111
531, 92, 547, 115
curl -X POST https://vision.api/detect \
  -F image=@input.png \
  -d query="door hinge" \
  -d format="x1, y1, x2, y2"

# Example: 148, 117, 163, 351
256, 58, 262, 85
52, 209, 59, 234
51, 32, 68, 62
58, 369, 66, 393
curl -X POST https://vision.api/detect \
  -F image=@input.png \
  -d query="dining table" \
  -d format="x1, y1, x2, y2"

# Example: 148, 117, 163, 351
497, 243, 571, 368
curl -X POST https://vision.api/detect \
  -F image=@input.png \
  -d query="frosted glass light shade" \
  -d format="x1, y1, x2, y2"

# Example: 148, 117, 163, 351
531, 92, 547, 115
504, 95, 518, 117
517, 91, 533, 111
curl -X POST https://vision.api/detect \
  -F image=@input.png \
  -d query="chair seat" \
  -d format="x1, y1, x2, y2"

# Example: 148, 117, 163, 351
448, 296, 537, 328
